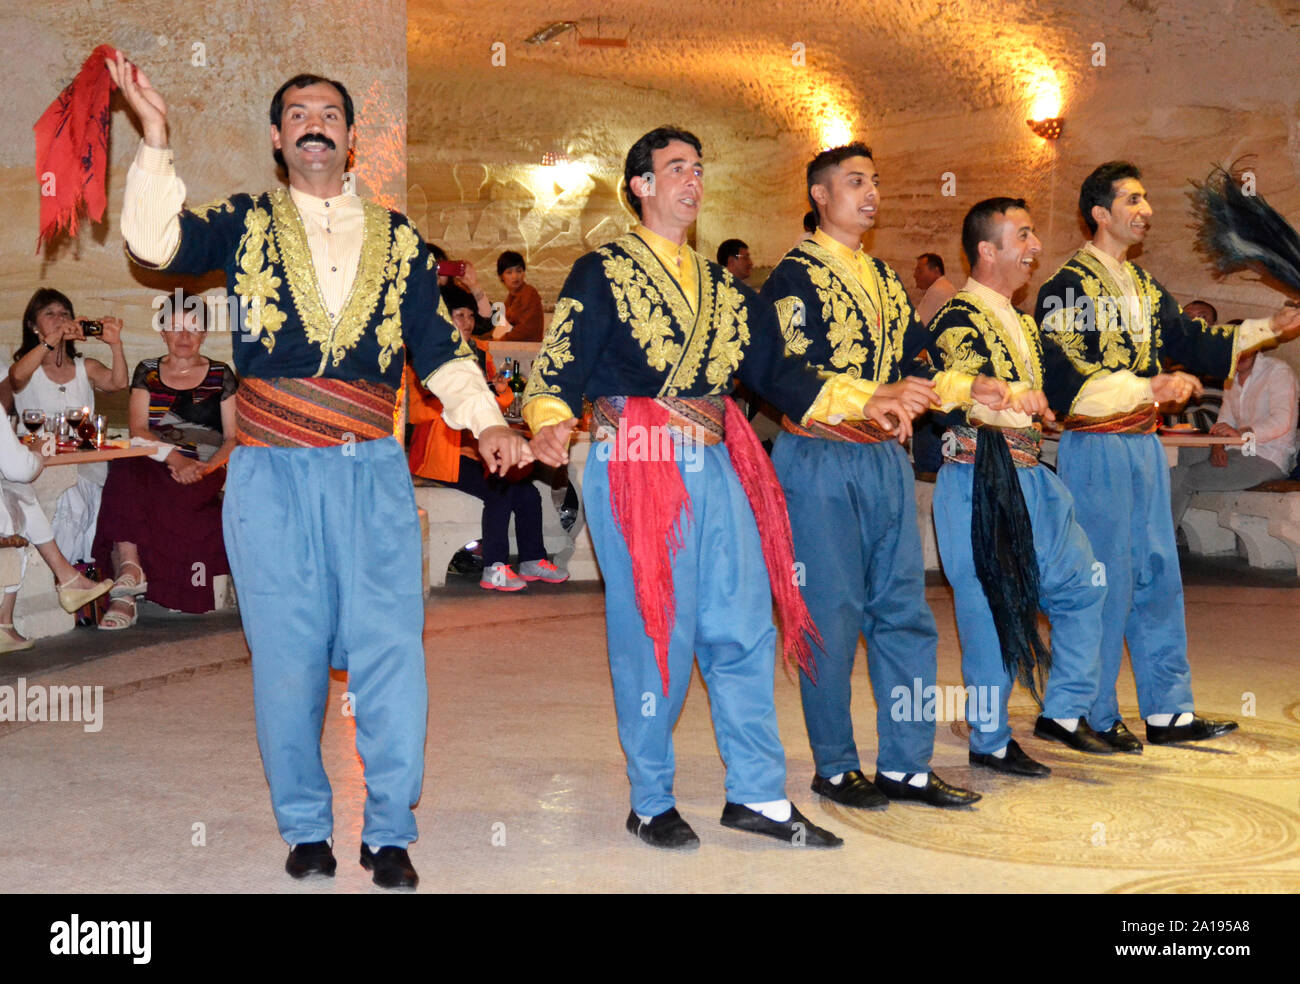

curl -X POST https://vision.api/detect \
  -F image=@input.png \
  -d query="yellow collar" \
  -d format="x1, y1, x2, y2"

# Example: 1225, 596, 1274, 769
812, 228, 866, 267
633, 224, 690, 269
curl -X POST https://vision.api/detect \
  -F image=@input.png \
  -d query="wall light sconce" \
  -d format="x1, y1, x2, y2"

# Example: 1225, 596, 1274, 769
1027, 117, 1064, 140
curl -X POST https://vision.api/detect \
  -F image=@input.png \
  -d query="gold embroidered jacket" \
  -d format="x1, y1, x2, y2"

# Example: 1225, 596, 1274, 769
127, 190, 472, 387
1034, 247, 1237, 414
759, 238, 932, 386
522, 232, 825, 421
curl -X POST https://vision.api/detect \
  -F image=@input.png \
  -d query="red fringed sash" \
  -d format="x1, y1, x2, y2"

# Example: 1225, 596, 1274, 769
604, 396, 821, 696
34, 44, 120, 250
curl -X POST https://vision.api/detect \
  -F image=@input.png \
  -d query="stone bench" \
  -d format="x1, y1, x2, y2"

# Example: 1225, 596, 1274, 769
1180, 482, 1300, 570
414, 480, 591, 588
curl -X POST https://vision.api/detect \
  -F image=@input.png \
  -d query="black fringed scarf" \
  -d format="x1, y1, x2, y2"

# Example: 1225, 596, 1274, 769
1190, 162, 1300, 294
970, 426, 1050, 706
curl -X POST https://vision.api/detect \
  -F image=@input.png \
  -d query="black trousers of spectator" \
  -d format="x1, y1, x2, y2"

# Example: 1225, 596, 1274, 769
442, 462, 546, 567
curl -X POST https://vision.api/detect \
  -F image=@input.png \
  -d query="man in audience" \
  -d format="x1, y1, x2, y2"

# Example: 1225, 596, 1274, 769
1170, 346, 1299, 526
716, 239, 753, 281
1165, 299, 1225, 430
914, 252, 958, 325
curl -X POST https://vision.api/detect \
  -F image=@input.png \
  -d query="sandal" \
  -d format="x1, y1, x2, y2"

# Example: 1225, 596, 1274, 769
98, 597, 137, 631
110, 560, 148, 599
57, 576, 114, 613
0, 622, 33, 653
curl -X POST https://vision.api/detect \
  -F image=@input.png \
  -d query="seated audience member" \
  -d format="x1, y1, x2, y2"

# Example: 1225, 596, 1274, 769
92, 294, 237, 628
495, 250, 544, 342
0, 410, 48, 651
914, 253, 958, 325
431, 244, 496, 337
1164, 300, 1226, 429
1170, 347, 1299, 528
406, 285, 568, 591
716, 239, 753, 281
4, 288, 118, 612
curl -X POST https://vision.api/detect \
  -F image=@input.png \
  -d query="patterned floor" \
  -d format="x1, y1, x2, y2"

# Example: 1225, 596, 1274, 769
1, 582, 1297, 893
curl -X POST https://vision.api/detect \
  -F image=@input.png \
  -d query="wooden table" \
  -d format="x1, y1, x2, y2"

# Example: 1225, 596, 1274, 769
1158, 431, 1246, 467
38, 445, 156, 466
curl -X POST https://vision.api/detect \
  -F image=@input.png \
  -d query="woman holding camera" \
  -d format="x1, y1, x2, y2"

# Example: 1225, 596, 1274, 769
0, 288, 125, 619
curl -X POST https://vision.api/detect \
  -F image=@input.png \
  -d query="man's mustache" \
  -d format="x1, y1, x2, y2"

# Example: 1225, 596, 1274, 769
296, 133, 337, 150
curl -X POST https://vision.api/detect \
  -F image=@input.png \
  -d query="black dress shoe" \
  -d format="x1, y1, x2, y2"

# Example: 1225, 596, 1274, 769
1146, 715, 1239, 745
360, 844, 418, 890
1033, 715, 1116, 754
811, 769, 888, 810
873, 771, 982, 807
626, 808, 700, 850
285, 840, 336, 879
720, 802, 843, 848
969, 738, 1051, 777
1095, 719, 1143, 754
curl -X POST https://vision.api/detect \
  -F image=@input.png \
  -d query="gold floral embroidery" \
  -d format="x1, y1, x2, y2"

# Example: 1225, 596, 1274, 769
604, 239, 684, 374
794, 257, 867, 376
374, 222, 421, 373
270, 189, 391, 374
192, 197, 236, 222
703, 274, 749, 388
934, 322, 986, 377
773, 295, 812, 357
524, 297, 582, 401
233, 204, 285, 352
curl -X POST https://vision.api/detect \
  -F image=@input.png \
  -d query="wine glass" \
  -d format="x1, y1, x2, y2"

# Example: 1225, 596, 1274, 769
21, 410, 46, 444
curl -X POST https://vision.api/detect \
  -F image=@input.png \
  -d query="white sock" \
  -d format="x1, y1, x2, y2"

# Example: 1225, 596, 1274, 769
991, 745, 1008, 759
1052, 717, 1079, 732
636, 813, 652, 825
744, 798, 792, 822
1147, 712, 1193, 727
827, 773, 844, 785
879, 770, 928, 787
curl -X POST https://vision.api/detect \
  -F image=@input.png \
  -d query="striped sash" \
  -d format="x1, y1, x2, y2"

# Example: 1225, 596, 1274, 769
235, 377, 395, 448
779, 414, 893, 443
944, 423, 1043, 468
1061, 403, 1160, 435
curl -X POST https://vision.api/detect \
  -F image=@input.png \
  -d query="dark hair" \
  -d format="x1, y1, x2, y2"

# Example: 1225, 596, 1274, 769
917, 252, 945, 276
802, 210, 817, 233
429, 243, 448, 264
717, 239, 748, 266
1185, 299, 1219, 324
17, 287, 78, 361
441, 283, 475, 314
269, 74, 355, 170
1079, 161, 1141, 234
497, 250, 526, 276
622, 127, 703, 219
961, 197, 1029, 269
806, 143, 873, 223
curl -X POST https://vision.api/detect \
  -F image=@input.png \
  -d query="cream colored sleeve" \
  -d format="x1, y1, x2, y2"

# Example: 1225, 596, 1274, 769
969, 380, 1034, 428
1070, 371, 1156, 416
121, 141, 188, 266
0, 419, 42, 484
423, 359, 507, 437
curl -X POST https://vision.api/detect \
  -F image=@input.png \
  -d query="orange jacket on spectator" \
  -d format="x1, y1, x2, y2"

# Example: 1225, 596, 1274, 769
406, 343, 513, 482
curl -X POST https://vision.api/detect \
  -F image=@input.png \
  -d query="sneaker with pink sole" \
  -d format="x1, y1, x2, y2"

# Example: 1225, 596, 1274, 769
480, 562, 527, 592
518, 558, 570, 583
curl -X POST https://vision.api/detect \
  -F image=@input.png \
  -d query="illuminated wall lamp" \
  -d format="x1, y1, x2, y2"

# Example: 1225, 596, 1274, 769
1027, 117, 1064, 140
